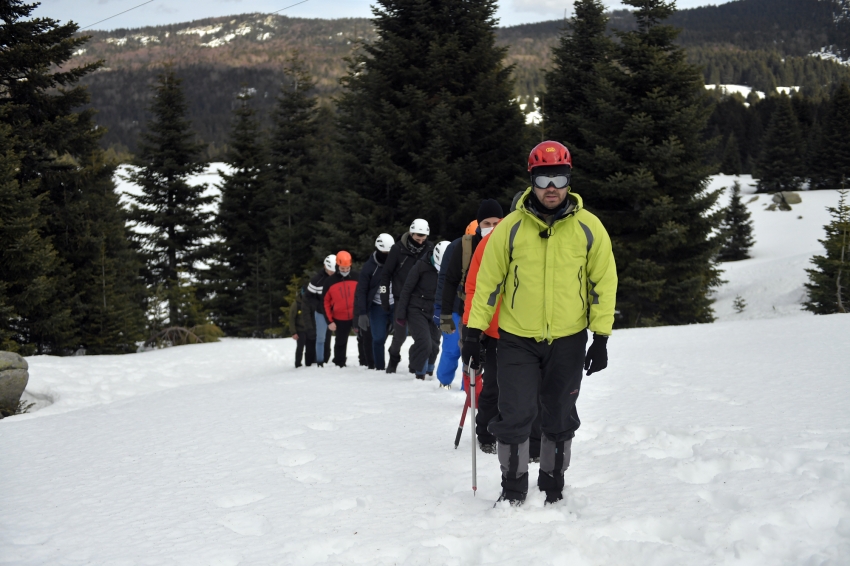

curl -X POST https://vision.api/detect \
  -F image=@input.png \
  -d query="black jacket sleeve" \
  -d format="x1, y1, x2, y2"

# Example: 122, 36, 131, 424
396, 261, 421, 320
379, 245, 400, 311
355, 261, 372, 317
306, 271, 324, 314
440, 239, 464, 317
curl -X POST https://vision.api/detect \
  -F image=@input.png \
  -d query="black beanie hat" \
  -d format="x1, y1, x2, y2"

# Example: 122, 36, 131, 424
477, 199, 504, 223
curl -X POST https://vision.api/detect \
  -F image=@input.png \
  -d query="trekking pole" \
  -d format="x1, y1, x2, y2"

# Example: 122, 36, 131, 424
454, 396, 470, 449
465, 363, 479, 495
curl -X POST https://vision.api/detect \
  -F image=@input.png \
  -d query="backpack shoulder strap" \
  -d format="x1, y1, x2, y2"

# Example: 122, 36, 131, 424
457, 235, 474, 301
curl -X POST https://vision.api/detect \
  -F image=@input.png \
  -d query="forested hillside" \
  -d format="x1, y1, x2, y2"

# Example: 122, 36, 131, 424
72, 0, 850, 155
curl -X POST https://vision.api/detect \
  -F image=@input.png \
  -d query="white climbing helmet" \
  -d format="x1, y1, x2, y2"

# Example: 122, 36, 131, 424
375, 233, 395, 253
433, 240, 451, 271
323, 254, 336, 272
409, 218, 430, 236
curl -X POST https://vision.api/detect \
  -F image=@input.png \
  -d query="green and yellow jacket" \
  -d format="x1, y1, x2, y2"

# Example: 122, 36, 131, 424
468, 188, 617, 342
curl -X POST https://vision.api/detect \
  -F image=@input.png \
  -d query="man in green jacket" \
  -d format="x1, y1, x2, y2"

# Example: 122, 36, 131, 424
464, 140, 617, 506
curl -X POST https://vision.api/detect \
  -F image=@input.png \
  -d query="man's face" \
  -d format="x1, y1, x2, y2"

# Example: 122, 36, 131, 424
479, 217, 501, 230
531, 166, 571, 209
325, 267, 335, 276
339, 266, 351, 276
532, 185, 568, 209
411, 232, 427, 244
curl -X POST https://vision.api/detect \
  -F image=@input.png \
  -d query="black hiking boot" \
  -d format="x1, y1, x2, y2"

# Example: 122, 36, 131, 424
538, 470, 564, 505
415, 374, 425, 380
494, 489, 526, 507
386, 356, 400, 374
544, 491, 563, 505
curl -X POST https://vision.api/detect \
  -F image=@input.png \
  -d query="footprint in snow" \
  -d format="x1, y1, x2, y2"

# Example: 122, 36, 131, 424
278, 452, 317, 466
672, 450, 769, 484
214, 491, 268, 509
265, 430, 305, 440
218, 512, 271, 536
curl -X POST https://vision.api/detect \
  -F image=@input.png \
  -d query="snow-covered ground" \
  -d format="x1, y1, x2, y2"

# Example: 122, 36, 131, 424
2, 177, 849, 565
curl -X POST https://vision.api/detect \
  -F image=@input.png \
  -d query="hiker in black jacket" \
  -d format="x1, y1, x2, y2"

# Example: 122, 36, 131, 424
396, 241, 451, 379
306, 254, 336, 367
289, 286, 316, 368
356, 234, 395, 370
379, 218, 433, 374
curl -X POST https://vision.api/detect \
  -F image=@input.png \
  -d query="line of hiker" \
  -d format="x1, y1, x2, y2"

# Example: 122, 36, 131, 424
289, 140, 618, 507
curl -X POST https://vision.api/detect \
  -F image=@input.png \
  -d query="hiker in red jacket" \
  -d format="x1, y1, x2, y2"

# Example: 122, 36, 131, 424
324, 251, 359, 368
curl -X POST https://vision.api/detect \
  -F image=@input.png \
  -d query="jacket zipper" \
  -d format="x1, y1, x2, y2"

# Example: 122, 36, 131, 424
511, 265, 520, 309
577, 267, 585, 311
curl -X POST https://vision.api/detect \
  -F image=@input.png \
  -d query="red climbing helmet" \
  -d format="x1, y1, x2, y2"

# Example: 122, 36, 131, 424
527, 140, 572, 172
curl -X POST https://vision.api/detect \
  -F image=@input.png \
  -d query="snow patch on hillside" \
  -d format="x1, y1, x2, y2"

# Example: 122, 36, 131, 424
811, 47, 850, 66
177, 24, 222, 38
708, 176, 841, 322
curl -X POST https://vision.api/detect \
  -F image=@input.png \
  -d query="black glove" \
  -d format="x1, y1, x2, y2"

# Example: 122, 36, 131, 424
584, 334, 608, 376
439, 314, 456, 334
358, 314, 370, 331
462, 328, 483, 370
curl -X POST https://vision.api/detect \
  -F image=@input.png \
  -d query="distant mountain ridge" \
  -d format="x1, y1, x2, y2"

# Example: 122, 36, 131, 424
70, 0, 850, 154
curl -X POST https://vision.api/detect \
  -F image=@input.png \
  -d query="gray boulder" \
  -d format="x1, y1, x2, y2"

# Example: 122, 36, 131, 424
0, 351, 29, 411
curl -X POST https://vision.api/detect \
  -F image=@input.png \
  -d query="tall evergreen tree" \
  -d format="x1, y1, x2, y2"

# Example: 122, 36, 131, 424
0, 118, 68, 354
756, 94, 804, 192
126, 67, 213, 328
549, 0, 721, 327
717, 181, 755, 261
336, 0, 526, 241
269, 55, 320, 285
207, 90, 273, 336
720, 132, 743, 175
1, 0, 144, 353
544, 0, 615, 165
804, 190, 850, 314
810, 83, 850, 190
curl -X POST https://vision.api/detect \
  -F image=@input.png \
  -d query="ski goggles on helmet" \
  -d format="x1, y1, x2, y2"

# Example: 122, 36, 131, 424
532, 173, 570, 189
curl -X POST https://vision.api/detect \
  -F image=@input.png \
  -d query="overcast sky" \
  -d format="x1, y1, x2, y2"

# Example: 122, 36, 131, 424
36, 0, 734, 32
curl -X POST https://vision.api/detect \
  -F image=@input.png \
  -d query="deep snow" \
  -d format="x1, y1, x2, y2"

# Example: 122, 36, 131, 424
1, 177, 849, 565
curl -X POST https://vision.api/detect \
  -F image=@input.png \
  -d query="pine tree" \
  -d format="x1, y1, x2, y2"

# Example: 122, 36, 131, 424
720, 132, 743, 175
804, 190, 850, 314
544, 0, 616, 167
207, 90, 273, 336
1, 0, 144, 353
126, 67, 214, 328
718, 181, 755, 261
756, 94, 804, 192
269, 55, 319, 287
810, 83, 850, 190
0, 118, 68, 354
558, 0, 721, 327
336, 0, 526, 241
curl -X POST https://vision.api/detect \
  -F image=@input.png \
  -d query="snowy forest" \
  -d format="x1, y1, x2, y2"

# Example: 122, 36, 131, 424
2, 0, 849, 355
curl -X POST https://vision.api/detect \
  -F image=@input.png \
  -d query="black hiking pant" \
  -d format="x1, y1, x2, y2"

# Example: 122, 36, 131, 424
476, 336, 541, 457
332, 319, 353, 367
407, 308, 441, 375
357, 326, 374, 368
295, 336, 316, 367
489, 329, 587, 445
387, 310, 408, 365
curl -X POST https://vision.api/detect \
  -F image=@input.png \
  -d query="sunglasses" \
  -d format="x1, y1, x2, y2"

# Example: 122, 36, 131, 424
532, 174, 570, 189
